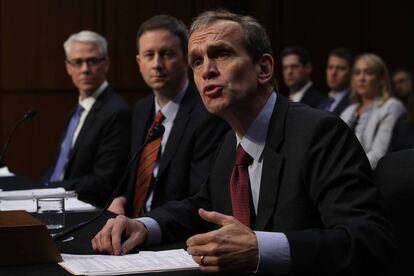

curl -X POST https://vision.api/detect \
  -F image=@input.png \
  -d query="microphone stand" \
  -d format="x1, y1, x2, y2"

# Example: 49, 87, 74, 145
0, 109, 38, 168
53, 124, 165, 242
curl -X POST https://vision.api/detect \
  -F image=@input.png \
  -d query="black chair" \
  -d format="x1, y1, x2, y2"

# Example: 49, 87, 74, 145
374, 149, 414, 275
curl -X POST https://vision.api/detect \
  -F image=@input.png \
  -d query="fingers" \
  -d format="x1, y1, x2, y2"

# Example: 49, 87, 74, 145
121, 220, 148, 254
198, 208, 234, 226
191, 255, 220, 272
91, 215, 128, 255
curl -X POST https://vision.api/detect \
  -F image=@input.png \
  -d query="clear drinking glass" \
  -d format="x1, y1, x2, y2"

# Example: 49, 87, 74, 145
36, 197, 65, 229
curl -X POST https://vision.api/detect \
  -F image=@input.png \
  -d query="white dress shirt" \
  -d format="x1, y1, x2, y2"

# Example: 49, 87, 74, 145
289, 81, 312, 102
144, 81, 188, 211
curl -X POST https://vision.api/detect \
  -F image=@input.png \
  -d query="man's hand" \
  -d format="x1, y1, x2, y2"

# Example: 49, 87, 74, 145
91, 215, 148, 255
108, 196, 127, 215
186, 208, 259, 273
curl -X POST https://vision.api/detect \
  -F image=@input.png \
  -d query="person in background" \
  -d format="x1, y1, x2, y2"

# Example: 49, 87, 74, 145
92, 10, 395, 275
45, 30, 131, 207
388, 70, 414, 152
340, 53, 405, 168
107, 15, 229, 217
281, 46, 325, 108
318, 47, 353, 115
391, 67, 412, 106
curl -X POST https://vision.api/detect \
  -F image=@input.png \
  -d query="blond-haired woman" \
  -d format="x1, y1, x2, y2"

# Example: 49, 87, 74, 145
340, 53, 405, 168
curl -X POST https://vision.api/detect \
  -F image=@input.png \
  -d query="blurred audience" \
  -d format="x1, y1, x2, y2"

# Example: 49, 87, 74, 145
340, 53, 405, 168
388, 71, 414, 152
391, 67, 412, 106
281, 46, 326, 108
318, 47, 353, 115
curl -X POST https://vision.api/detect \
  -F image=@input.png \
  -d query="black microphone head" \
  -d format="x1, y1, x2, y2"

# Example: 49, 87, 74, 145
146, 124, 165, 143
23, 109, 38, 120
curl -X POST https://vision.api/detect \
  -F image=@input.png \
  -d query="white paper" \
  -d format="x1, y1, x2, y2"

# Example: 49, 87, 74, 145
59, 249, 199, 275
0, 187, 68, 200
0, 166, 15, 177
0, 197, 97, 212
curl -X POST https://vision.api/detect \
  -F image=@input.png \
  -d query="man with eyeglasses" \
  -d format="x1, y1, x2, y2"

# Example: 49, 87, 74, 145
44, 30, 131, 207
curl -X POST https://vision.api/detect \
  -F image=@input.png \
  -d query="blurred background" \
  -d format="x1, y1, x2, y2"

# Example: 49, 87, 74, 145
1, 0, 413, 179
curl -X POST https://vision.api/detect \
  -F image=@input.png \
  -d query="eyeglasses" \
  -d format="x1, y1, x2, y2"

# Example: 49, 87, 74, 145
67, 57, 106, 68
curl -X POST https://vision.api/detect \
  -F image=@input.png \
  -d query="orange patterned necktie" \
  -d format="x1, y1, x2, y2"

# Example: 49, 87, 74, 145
230, 145, 253, 227
132, 111, 165, 217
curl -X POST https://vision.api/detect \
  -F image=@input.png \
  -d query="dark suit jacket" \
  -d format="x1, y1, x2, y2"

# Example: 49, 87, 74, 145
47, 86, 131, 207
375, 149, 414, 275
148, 93, 395, 275
317, 90, 351, 116
387, 112, 414, 153
300, 85, 326, 108
124, 82, 229, 215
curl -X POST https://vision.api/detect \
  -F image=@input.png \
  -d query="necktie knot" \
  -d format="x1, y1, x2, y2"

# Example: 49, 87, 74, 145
325, 97, 335, 111
235, 145, 252, 166
154, 111, 165, 125
75, 105, 85, 116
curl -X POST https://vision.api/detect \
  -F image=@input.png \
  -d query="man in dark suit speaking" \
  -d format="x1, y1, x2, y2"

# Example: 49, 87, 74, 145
92, 11, 395, 275
107, 15, 228, 217
45, 30, 131, 207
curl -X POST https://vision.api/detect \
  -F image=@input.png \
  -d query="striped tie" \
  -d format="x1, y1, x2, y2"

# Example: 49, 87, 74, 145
132, 111, 165, 217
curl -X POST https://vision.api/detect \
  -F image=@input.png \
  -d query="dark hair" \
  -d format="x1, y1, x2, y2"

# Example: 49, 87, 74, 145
189, 10, 273, 62
136, 14, 188, 56
329, 47, 354, 67
280, 46, 311, 65
392, 67, 413, 80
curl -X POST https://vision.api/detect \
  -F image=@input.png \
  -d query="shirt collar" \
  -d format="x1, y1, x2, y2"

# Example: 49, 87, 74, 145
329, 87, 349, 101
236, 92, 277, 161
154, 81, 188, 123
290, 81, 312, 102
78, 81, 108, 111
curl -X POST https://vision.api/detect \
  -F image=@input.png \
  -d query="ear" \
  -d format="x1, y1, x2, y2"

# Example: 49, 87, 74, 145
65, 61, 72, 76
136, 54, 141, 67
104, 57, 111, 73
257, 54, 274, 85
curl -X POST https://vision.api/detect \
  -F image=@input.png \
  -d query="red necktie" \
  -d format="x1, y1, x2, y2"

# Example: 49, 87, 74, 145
230, 145, 253, 227
132, 111, 165, 217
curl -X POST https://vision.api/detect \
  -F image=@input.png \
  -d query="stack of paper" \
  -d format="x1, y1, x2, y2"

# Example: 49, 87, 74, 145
0, 197, 97, 212
0, 187, 68, 200
59, 249, 199, 275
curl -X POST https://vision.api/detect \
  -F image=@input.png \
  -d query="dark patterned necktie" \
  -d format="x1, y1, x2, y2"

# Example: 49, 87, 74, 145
230, 145, 253, 227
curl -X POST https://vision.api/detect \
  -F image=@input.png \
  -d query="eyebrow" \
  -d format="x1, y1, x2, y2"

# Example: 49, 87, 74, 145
189, 41, 232, 58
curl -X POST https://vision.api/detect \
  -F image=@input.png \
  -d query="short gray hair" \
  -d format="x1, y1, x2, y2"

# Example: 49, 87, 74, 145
63, 30, 108, 58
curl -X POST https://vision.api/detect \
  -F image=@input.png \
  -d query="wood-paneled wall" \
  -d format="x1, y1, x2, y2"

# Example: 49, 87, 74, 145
1, 0, 413, 179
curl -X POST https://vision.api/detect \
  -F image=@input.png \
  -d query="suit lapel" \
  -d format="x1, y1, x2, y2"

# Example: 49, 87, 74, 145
129, 95, 155, 181
255, 93, 288, 230
132, 96, 155, 153
68, 87, 110, 162
157, 84, 197, 177
219, 133, 237, 215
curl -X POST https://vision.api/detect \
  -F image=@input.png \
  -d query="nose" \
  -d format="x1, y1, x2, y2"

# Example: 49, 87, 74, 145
201, 58, 219, 80
152, 54, 163, 69
80, 61, 91, 73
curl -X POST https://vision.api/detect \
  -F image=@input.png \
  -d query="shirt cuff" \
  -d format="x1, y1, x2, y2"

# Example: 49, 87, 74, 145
135, 217, 162, 245
254, 231, 291, 274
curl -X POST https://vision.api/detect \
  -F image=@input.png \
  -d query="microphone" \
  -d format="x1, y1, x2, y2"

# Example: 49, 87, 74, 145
53, 124, 165, 242
0, 109, 38, 167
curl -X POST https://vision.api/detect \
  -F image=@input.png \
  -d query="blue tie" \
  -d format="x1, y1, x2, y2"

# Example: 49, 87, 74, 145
325, 97, 335, 111
49, 105, 84, 182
